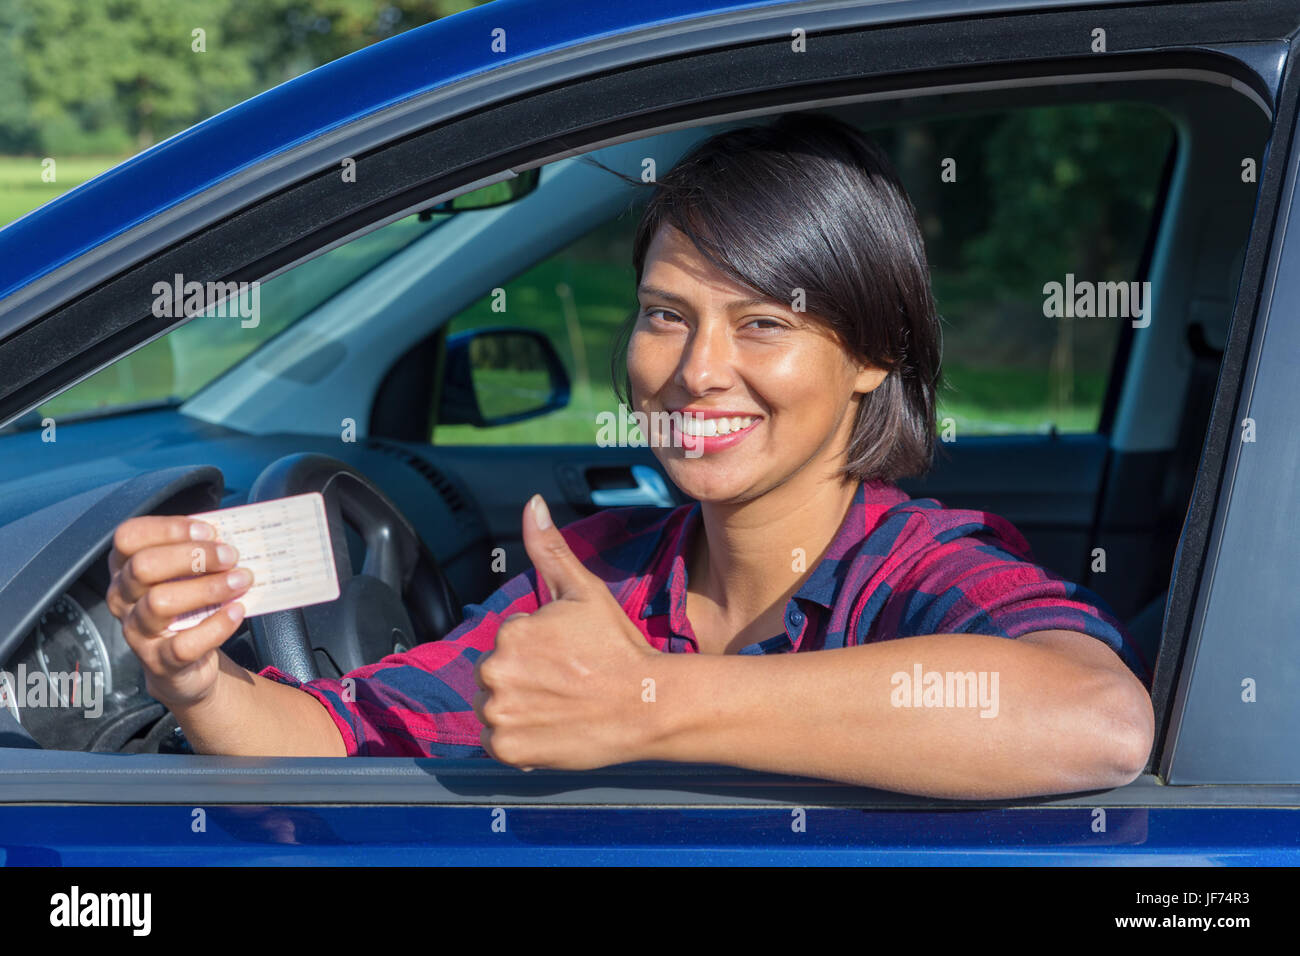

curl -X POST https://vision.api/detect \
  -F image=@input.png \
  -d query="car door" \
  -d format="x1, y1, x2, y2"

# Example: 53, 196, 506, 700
1, 0, 1299, 864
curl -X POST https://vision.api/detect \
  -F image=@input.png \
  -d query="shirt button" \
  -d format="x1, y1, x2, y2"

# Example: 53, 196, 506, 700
788, 608, 805, 628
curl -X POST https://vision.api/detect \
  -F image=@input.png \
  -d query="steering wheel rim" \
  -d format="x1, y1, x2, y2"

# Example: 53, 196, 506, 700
246, 453, 461, 682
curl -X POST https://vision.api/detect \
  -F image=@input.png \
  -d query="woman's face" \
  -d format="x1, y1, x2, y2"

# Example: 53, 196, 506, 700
627, 223, 888, 504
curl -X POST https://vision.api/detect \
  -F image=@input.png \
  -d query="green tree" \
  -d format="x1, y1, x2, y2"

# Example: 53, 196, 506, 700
13, 0, 255, 152
963, 104, 1172, 288
225, 0, 480, 87
0, 0, 38, 151
2, 0, 488, 155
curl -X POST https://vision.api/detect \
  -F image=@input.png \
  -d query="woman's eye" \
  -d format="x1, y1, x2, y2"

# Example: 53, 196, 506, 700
641, 309, 785, 331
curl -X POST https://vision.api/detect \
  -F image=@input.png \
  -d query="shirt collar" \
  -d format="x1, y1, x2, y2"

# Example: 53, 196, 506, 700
792, 479, 911, 609
639, 479, 911, 627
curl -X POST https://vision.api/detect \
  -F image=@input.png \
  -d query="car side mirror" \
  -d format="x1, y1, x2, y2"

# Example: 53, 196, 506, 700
437, 327, 570, 428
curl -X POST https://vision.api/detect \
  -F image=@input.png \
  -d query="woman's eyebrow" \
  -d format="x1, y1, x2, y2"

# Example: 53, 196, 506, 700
637, 283, 781, 310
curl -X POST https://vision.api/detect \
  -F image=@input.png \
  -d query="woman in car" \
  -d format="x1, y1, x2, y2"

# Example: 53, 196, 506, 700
104, 112, 1154, 798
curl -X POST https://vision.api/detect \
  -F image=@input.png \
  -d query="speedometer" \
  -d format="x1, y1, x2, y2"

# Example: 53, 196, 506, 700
34, 594, 113, 706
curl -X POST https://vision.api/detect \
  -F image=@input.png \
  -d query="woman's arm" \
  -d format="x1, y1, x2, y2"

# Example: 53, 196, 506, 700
173, 652, 348, 757
475, 499, 1155, 799
637, 628, 1154, 799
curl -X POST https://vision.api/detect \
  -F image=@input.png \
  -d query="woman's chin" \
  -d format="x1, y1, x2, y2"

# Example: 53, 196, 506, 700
658, 458, 760, 504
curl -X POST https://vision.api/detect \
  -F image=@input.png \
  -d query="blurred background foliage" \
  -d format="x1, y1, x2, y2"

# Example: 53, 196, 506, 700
0, 0, 482, 155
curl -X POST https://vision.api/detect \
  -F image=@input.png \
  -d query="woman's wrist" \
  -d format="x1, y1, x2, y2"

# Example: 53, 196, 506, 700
165, 651, 252, 753
636, 652, 739, 764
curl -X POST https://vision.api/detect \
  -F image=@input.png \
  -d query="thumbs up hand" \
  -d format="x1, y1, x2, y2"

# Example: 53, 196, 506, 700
472, 494, 661, 771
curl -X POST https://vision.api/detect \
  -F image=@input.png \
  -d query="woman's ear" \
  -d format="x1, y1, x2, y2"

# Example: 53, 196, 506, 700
853, 363, 890, 395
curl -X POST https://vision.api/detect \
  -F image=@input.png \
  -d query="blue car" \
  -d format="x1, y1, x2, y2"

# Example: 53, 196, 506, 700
1, 0, 1299, 865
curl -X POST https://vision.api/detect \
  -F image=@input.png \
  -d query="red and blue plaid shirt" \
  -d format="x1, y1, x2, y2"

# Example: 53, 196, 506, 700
260, 479, 1150, 756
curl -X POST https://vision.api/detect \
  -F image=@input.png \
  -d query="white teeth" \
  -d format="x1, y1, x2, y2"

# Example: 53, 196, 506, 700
679, 415, 755, 437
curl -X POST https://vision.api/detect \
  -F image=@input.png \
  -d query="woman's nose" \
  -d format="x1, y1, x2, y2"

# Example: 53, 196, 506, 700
675, 320, 736, 395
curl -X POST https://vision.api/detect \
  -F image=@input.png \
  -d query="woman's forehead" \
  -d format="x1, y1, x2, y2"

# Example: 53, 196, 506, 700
640, 227, 776, 306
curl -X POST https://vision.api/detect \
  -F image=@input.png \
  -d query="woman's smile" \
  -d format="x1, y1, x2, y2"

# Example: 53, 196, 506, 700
668, 408, 763, 454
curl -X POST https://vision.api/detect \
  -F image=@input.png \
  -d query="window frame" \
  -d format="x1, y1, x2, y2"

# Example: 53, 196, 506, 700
1158, 47, 1300, 785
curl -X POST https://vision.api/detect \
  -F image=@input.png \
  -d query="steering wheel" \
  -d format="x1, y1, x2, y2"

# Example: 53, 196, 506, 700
245, 453, 462, 682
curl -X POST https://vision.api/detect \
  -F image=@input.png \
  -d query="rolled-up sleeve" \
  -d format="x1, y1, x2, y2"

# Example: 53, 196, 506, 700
258, 569, 541, 756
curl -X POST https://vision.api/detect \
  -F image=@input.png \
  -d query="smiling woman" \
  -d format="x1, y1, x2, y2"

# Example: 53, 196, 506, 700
104, 111, 1154, 799
615, 112, 940, 489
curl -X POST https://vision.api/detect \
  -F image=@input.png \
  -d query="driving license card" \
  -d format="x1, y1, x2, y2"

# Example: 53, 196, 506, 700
168, 492, 341, 631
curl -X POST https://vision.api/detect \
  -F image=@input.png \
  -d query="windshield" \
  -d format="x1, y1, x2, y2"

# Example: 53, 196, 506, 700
32, 210, 450, 422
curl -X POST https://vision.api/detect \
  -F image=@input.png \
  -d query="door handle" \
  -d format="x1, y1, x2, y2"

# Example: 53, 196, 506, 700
588, 465, 674, 508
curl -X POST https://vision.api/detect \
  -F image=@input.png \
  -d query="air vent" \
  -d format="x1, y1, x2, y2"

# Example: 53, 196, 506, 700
365, 438, 472, 523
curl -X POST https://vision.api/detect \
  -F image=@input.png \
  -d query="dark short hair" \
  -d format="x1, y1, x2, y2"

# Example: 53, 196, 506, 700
599, 110, 942, 483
